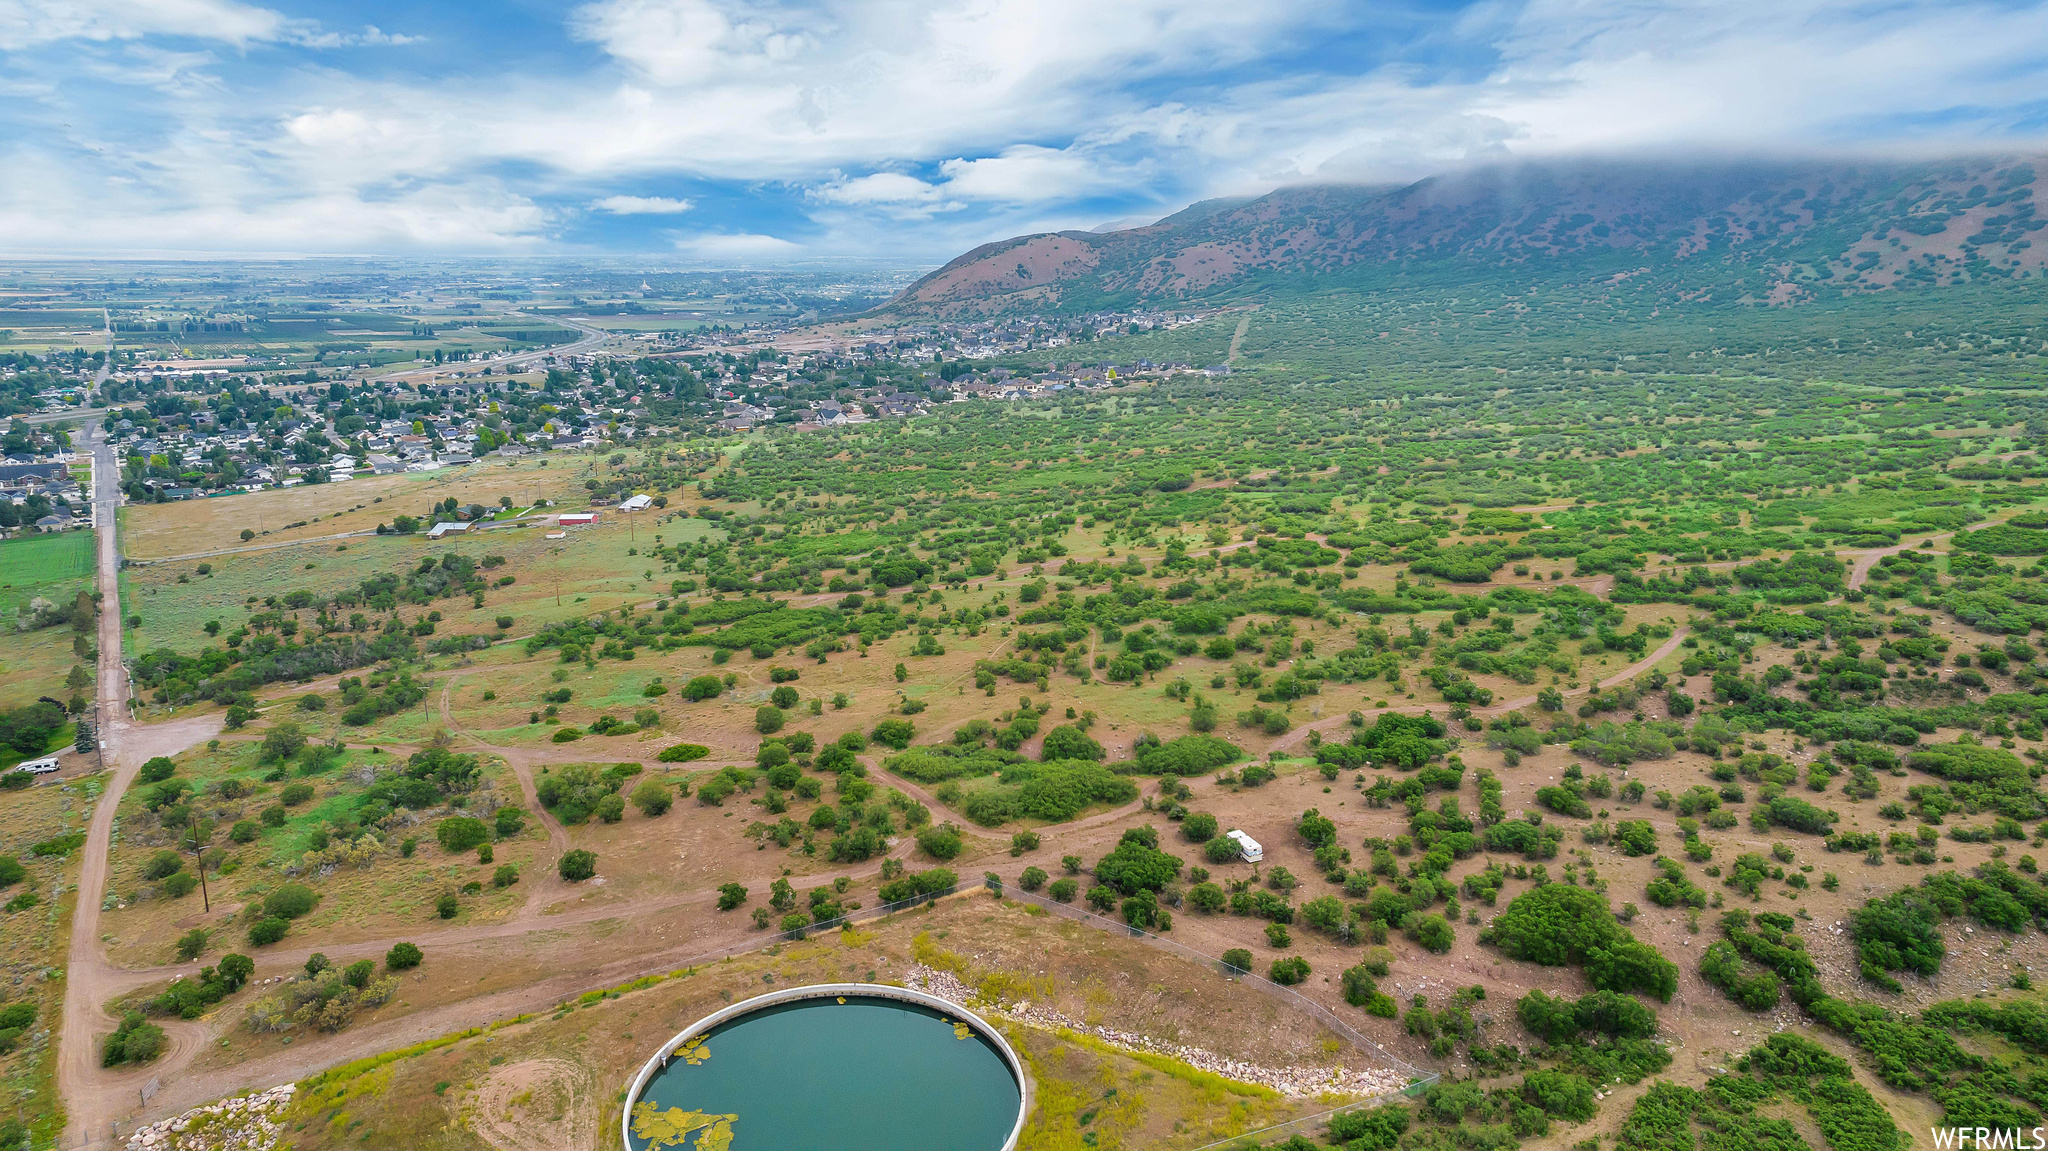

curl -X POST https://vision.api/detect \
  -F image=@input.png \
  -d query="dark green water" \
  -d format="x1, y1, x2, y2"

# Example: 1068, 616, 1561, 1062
627, 994, 1021, 1150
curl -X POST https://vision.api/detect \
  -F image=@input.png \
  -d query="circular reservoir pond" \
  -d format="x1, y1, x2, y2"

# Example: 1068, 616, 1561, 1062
623, 983, 1026, 1151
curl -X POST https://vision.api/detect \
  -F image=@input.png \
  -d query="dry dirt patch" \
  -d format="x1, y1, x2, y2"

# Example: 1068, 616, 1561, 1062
465, 1057, 597, 1151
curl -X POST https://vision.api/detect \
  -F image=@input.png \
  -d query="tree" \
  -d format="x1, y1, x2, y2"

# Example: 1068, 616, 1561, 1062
558, 849, 598, 881
1181, 812, 1219, 842
770, 685, 799, 709
259, 722, 307, 764
917, 823, 964, 861
1041, 725, 1105, 762
436, 816, 489, 854
872, 718, 915, 749
217, 952, 254, 989
240, 529, 255, 542
1093, 827, 1183, 895
755, 705, 785, 734
1221, 948, 1253, 974
716, 883, 748, 910
386, 942, 423, 970
631, 778, 672, 817
1407, 913, 1455, 954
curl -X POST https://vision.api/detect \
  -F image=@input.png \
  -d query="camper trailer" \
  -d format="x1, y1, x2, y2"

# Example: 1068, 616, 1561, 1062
1224, 829, 1263, 863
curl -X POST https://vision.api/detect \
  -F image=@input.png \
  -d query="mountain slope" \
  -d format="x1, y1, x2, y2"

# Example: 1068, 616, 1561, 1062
884, 155, 2045, 316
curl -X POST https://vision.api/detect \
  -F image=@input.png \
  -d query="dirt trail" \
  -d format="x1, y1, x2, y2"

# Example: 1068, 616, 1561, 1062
1226, 312, 1253, 364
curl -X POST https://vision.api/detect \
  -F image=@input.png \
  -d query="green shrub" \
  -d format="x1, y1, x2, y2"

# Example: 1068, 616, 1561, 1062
386, 942, 423, 970
247, 917, 289, 946
878, 868, 956, 903
1486, 884, 1677, 1000
1613, 819, 1657, 856
1851, 890, 1945, 991
916, 823, 964, 861
657, 742, 711, 763
1269, 956, 1311, 985
435, 816, 489, 853
1327, 1105, 1409, 1149
262, 884, 318, 919
143, 850, 185, 881
101, 1012, 165, 1066
558, 849, 598, 882
631, 778, 673, 816
1523, 1070, 1597, 1121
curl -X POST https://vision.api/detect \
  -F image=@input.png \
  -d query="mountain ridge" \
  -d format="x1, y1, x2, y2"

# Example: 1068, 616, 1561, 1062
881, 154, 2046, 317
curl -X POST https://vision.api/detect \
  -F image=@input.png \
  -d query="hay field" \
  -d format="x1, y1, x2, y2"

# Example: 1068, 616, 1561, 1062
121, 514, 724, 657
119, 454, 611, 561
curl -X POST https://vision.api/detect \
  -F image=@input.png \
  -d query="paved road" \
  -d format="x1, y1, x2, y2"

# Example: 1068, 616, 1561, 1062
59, 417, 132, 1149
58, 420, 227, 1148
371, 314, 610, 384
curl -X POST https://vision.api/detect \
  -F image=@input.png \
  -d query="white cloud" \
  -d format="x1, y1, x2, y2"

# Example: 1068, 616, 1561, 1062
937, 145, 1113, 203
814, 173, 942, 206
0, 0, 420, 51
0, 0, 286, 49
591, 194, 694, 214
7, 0, 2048, 255
671, 232, 804, 258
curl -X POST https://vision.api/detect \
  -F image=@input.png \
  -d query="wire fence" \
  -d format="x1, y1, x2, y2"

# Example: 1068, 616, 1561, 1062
38, 874, 1435, 1151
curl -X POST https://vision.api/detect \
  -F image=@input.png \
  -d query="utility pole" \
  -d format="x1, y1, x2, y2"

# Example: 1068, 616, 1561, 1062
183, 814, 215, 913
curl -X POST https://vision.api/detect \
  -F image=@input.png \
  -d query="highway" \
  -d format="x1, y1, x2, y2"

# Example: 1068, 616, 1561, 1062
369, 313, 611, 384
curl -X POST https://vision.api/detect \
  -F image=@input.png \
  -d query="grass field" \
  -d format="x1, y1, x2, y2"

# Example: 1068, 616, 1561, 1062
120, 513, 725, 660
0, 531, 94, 619
118, 454, 607, 560
0, 624, 87, 713
100, 740, 548, 968
0, 771, 98, 1148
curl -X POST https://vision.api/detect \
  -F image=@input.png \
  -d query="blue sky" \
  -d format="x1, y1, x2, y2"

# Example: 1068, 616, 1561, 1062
2, 0, 2046, 260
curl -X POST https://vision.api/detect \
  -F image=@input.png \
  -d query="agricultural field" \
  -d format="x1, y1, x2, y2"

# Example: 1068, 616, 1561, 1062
116, 454, 598, 560
0, 531, 94, 621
